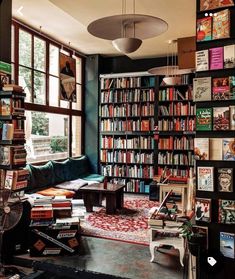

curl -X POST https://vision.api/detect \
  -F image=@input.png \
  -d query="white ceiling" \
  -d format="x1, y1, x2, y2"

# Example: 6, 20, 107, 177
12, 0, 196, 59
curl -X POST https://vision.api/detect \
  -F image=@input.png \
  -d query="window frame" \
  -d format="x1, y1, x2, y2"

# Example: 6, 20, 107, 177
12, 19, 85, 159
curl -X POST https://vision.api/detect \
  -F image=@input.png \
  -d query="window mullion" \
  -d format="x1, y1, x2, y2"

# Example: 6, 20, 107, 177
46, 41, 49, 106
31, 34, 34, 103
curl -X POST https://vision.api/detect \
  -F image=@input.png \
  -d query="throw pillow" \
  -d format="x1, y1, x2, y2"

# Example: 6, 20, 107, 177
68, 155, 90, 180
51, 159, 71, 184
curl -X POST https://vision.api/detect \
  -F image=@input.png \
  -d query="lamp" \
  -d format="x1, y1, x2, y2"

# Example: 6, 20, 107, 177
87, 0, 168, 54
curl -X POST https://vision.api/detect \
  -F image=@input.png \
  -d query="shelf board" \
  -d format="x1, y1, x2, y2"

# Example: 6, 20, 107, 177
0, 91, 26, 98
0, 164, 26, 170
100, 148, 154, 151
100, 101, 155, 105
158, 131, 196, 136
158, 148, 194, 152
107, 175, 153, 180
101, 86, 154, 91
158, 163, 194, 167
197, 6, 235, 15
195, 99, 235, 107
100, 162, 153, 165
100, 115, 154, 119
196, 130, 235, 137
100, 131, 154, 135
0, 115, 26, 120
158, 100, 193, 103
0, 139, 26, 145
159, 84, 191, 89
158, 114, 195, 118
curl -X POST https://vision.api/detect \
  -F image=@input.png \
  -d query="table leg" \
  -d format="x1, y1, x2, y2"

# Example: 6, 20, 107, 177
106, 193, 116, 214
116, 189, 124, 209
149, 242, 158, 263
82, 193, 93, 212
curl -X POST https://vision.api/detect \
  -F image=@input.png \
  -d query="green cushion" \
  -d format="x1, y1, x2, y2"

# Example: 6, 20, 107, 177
50, 159, 70, 184
29, 161, 55, 190
68, 156, 90, 180
80, 173, 104, 182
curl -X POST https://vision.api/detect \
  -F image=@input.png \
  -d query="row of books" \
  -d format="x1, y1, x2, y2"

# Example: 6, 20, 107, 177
1, 123, 24, 141
101, 119, 154, 132
196, 9, 230, 42
196, 45, 235, 72
0, 98, 25, 116
193, 76, 235, 102
0, 145, 27, 165
101, 103, 154, 117
157, 166, 193, 180
195, 198, 235, 224
1, 84, 24, 93
101, 88, 155, 103
110, 178, 150, 193
3, 169, 29, 190
158, 151, 194, 166
100, 76, 155, 90
101, 164, 154, 179
195, 137, 235, 161
200, 0, 234, 11
158, 136, 194, 150
159, 103, 195, 116
101, 136, 154, 150
160, 74, 193, 86
158, 88, 193, 102
158, 118, 195, 131
100, 150, 153, 164
196, 106, 235, 131
197, 166, 233, 192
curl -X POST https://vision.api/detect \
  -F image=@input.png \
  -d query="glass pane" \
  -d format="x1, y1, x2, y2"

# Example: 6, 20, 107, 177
19, 66, 32, 102
72, 115, 81, 157
49, 76, 59, 107
60, 99, 70, 108
73, 55, 82, 84
34, 37, 46, 71
34, 71, 46, 105
25, 111, 69, 163
72, 84, 82, 110
49, 44, 59, 76
11, 25, 14, 63
19, 29, 32, 67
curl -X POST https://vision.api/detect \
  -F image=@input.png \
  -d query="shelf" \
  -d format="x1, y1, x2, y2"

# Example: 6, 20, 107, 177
196, 160, 235, 166
158, 100, 193, 103
158, 148, 194, 152
0, 164, 26, 170
195, 99, 235, 107
100, 148, 154, 151
0, 115, 26, 120
100, 162, 153, 165
196, 130, 235, 137
107, 175, 153, 180
197, 5, 235, 15
159, 84, 191, 89
158, 131, 196, 136
0, 91, 26, 98
100, 115, 154, 119
101, 86, 154, 91
158, 163, 194, 167
100, 101, 155, 105
100, 131, 154, 135
158, 114, 195, 118
0, 139, 26, 145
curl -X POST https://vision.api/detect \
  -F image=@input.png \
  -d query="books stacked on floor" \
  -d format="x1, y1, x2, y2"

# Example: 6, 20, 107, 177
0, 145, 27, 166
4, 169, 29, 191
52, 196, 72, 219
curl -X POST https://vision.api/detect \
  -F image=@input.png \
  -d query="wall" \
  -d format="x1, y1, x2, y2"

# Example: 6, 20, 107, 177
0, 0, 11, 63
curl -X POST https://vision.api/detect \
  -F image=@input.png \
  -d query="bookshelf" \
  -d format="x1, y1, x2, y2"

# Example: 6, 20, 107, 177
156, 74, 195, 184
195, 0, 235, 277
99, 72, 156, 193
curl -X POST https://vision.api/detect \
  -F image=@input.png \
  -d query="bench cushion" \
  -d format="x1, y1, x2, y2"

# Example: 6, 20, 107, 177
37, 187, 75, 198
80, 173, 104, 182
55, 178, 88, 191
68, 156, 90, 180
50, 159, 70, 184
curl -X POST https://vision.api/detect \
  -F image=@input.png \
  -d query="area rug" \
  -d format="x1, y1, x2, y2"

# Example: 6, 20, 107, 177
80, 195, 158, 245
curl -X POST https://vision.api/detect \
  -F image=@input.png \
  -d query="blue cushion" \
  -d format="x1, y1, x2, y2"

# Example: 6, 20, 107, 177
29, 161, 55, 190
68, 156, 90, 180
80, 173, 104, 182
50, 159, 70, 184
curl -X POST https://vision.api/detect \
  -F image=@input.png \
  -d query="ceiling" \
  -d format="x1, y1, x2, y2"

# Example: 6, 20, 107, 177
12, 0, 196, 59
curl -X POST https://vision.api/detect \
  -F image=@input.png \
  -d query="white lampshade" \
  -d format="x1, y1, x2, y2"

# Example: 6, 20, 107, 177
112, 38, 142, 54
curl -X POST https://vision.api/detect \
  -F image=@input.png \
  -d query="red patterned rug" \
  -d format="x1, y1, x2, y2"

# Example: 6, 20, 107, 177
80, 196, 158, 245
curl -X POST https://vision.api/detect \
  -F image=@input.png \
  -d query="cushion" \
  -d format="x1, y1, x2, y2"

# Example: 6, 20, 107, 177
28, 161, 55, 190
80, 173, 104, 182
68, 156, 90, 180
37, 187, 75, 198
50, 159, 70, 184
55, 178, 88, 191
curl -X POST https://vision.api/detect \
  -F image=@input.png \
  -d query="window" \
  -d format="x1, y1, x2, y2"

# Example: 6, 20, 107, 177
12, 20, 84, 163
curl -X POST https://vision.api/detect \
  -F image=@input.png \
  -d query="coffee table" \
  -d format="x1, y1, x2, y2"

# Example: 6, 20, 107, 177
79, 183, 125, 214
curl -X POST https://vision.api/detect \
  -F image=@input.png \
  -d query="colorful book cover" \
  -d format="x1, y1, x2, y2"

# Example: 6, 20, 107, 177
230, 106, 235, 130
195, 198, 211, 222
0, 98, 11, 116
209, 138, 223, 160
197, 17, 212, 42
212, 9, 230, 40
220, 232, 235, 259
229, 76, 235, 99
223, 138, 235, 160
197, 166, 214, 191
224, 45, 235, 68
196, 50, 209, 71
219, 199, 235, 224
209, 47, 224, 70
196, 108, 212, 130
213, 107, 230, 130
194, 138, 209, 160
200, 0, 234, 11
218, 168, 233, 192
212, 77, 230, 100
193, 77, 211, 101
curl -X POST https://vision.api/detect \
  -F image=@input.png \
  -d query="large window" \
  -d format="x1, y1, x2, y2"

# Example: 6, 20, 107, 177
12, 20, 84, 163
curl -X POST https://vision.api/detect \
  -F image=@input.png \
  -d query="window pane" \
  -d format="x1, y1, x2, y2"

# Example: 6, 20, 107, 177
34, 71, 46, 105
73, 55, 82, 84
19, 66, 32, 102
19, 29, 32, 67
34, 37, 46, 71
49, 44, 59, 76
11, 25, 14, 63
49, 76, 59, 107
72, 84, 82, 110
60, 99, 70, 108
72, 116, 81, 157
25, 111, 69, 163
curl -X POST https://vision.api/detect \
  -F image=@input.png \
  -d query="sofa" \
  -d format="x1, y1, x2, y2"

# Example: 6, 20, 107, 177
25, 155, 104, 198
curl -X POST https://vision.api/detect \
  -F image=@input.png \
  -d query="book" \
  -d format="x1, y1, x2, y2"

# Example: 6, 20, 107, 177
2, 84, 23, 92
209, 47, 224, 70
0, 169, 6, 189
141, 120, 150, 131
212, 77, 230, 100
196, 108, 212, 130
197, 166, 214, 191
220, 232, 235, 259
195, 198, 211, 222
193, 77, 211, 101
229, 76, 235, 99
218, 168, 233, 192
209, 138, 223, 160
194, 138, 209, 160
230, 106, 235, 130
1, 123, 14, 140
218, 199, 235, 224
213, 107, 230, 130
196, 50, 209, 71
200, 0, 234, 11
223, 138, 235, 160
0, 98, 11, 115
212, 9, 230, 40
197, 17, 212, 42
224, 45, 235, 68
